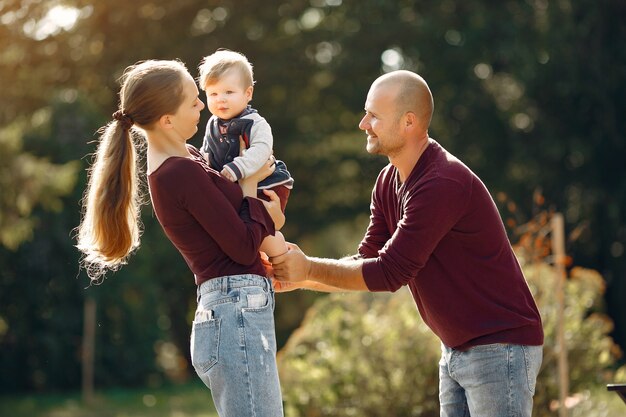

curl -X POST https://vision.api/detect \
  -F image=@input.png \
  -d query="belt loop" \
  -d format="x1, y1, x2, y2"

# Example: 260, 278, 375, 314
221, 277, 228, 295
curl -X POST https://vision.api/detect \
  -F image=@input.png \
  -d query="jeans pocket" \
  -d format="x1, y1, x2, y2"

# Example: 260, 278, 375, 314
242, 286, 271, 312
190, 316, 221, 375
523, 345, 543, 394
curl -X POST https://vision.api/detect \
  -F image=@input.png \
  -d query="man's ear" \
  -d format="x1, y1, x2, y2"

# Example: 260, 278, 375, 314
404, 112, 417, 129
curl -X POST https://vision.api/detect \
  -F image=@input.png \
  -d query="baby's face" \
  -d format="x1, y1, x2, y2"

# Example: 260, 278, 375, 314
204, 69, 253, 120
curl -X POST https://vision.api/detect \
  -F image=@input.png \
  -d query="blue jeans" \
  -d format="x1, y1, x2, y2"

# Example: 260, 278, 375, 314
439, 343, 543, 417
191, 275, 283, 417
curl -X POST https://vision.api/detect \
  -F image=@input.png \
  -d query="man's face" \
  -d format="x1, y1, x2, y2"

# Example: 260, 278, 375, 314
358, 83, 404, 157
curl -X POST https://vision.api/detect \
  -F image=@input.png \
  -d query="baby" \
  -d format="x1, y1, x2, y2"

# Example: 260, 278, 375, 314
198, 49, 293, 257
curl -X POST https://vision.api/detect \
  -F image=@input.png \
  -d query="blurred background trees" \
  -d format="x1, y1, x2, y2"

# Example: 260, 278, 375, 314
0, 0, 624, 405
278, 254, 626, 417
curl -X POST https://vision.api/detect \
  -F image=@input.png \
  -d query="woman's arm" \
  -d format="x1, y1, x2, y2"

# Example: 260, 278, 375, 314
239, 156, 285, 230
170, 161, 274, 265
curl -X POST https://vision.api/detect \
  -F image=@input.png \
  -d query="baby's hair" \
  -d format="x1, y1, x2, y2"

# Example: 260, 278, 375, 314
198, 49, 254, 90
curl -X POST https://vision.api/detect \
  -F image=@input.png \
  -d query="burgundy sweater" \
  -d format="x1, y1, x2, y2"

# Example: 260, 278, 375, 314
148, 146, 274, 285
360, 139, 543, 350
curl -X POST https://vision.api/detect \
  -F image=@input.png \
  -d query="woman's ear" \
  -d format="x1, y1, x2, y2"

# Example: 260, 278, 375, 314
158, 114, 173, 130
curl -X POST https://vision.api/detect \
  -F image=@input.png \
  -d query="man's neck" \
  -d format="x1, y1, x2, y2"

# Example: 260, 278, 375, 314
391, 136, 430, 183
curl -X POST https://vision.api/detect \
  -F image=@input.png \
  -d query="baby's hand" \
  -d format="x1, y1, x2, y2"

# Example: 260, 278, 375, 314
220, 168, 236, 182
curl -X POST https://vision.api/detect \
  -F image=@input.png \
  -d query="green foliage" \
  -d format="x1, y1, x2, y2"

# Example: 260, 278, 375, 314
278, 261, 623, 417
0, 117, 79, 250
525, 263, 623, 415
278, 290, 440, 417
274, 216, 371, 348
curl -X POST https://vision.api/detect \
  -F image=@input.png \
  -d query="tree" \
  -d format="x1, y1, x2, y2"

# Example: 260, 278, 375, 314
1, 0, 625, 392
0, 118, 78, 250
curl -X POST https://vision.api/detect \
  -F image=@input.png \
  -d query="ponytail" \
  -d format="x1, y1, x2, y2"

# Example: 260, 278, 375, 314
77, 117, 142, 281
76, 59, 188, 281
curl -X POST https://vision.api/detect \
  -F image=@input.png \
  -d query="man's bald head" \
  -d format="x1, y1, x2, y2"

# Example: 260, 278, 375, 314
371, 70, 434, 131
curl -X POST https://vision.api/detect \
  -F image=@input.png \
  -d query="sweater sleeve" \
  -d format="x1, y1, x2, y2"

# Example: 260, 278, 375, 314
225, 114, 273, 179
358, 183, 392, 259
177, 161, 275, 265
362, 176, 470, 292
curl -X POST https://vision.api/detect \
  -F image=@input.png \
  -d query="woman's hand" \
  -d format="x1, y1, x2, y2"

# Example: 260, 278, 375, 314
271, 278, 304, 292
261, 189, 285, 230
240, 155, 276, 197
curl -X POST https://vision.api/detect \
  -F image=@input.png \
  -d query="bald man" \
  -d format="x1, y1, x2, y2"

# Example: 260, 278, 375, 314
272, 71, 544, 417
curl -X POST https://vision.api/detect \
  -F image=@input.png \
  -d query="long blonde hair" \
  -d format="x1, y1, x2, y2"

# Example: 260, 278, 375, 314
77, 60, 188, 281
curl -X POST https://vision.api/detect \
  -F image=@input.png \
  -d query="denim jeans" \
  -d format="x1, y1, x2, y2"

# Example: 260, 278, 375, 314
191, 274, 283, 417
439, 343, 543, 417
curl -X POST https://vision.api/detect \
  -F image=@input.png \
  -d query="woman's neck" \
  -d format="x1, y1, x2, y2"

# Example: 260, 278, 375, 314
146, 131, 192, 174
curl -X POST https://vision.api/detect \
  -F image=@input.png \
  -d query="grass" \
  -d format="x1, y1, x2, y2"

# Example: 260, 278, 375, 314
569, 386, 626, 417
0, 381, 218, 417
1, 381, 624, 417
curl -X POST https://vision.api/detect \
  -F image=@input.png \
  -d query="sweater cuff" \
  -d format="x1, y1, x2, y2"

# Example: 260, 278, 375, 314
362, 258, 390, 292
243, 197, 276, 237
225, 162, 243, 180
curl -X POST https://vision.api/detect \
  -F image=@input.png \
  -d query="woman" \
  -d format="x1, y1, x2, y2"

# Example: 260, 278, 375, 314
77, 60, 284, 417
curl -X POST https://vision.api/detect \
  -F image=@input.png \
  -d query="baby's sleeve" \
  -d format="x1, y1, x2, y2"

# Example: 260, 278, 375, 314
224, 114, 273, 179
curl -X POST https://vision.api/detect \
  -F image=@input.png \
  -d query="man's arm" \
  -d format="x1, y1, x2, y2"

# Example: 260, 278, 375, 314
271, 243, 369, 291
271, 279, 349, 293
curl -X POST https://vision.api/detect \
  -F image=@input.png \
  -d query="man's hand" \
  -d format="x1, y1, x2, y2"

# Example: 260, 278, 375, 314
261, 251, 301, 292
271, 242, 310, 282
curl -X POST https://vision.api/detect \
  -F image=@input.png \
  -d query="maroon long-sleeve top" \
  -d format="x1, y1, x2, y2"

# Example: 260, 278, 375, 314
360, 139, 543, 350
148, 145, 274, 285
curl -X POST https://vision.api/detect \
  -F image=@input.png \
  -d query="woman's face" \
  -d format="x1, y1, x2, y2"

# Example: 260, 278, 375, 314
170, 74, 205, 140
